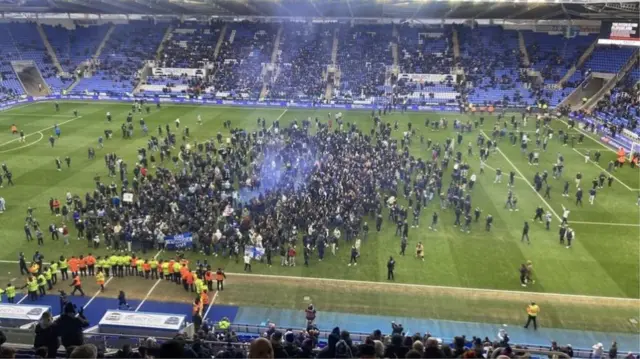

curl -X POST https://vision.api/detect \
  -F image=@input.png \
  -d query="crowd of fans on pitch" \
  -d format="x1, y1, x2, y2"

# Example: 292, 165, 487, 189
48, 112, 455, 268
1, 319, 634, 359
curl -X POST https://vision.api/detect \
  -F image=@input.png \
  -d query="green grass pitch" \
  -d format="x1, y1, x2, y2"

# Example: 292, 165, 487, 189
0, 101, 637, 333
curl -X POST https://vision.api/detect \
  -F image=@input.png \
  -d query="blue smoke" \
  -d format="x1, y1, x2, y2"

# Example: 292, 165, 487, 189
237, 135, 318, 204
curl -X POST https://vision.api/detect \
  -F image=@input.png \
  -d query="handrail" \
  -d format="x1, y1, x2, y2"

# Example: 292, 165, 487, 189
490, 346, 570, 359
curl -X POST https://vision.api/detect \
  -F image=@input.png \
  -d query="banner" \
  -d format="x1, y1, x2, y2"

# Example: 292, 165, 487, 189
122, 193, 134, 203
244, 245, 265, 260
0, 95, 465, 114
164, 232, 193, 250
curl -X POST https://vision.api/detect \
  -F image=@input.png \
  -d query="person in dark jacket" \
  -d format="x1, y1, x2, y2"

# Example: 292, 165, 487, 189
283, 331, 300, 357
54, 303, 89, 354
383, 334, 409, 358
317, 328, 340, 358
270, 331, 289, 358
423, 338, 445, 358
34, 312, 59, 358
296, 338, 315, 358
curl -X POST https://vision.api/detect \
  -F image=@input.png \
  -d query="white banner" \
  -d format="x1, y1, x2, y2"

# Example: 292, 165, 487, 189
0, 304, 50, 321
397, 73, 451, 83
152, 67, 206, 78
99, 310, 185, 331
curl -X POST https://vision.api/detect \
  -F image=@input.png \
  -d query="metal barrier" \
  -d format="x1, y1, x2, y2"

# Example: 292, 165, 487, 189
1, 324, 637, 359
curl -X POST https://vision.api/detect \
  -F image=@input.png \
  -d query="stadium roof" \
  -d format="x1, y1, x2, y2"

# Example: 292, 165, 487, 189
0, 0, 638, 20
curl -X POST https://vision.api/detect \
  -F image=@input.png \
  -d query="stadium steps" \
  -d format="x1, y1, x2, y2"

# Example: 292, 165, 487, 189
155, 24, 174, 61
213, 24, 227, 59
391, 23, 399, 67
93, 24, 116, 61
324, 28, 340, 101
11, 60, 50, 96
452, 28, 460, 59
518, 31, 530, 67
66, 24, 115, 92
556, 38, 598, 87
580, 48, 639, 111
36, 22, 66, 76
331, 27, 339, 65
558, 74, 605, 110
259, 24, 283, 100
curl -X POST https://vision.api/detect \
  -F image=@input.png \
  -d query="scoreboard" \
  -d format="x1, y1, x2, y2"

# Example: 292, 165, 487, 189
598, 22, 640, 47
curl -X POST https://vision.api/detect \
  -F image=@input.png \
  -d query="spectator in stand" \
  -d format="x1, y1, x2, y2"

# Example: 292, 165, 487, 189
269, 331, 288, 358
384, 334, 409, 358
69, 344, 97, 359
34, 312, 59, 358
424, 337, 445, 358
249, 337, 273, 359
53, 303, 89, 355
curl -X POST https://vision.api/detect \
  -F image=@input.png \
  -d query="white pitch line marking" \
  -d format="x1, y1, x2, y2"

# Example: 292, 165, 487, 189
0, 262, 636, 303
202, 290, 219, 319
0, 114, 74, 117
135, 278, 162, 312
480, 130, 562, 221
572, 148, 637, 192
570, 221, 640, 227
83, 276, 114, 310
0, 132, 44, 154
16, 294, 28, 304
0, 116, 82, 147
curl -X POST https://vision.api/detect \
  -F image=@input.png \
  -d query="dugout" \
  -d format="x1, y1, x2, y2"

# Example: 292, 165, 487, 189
86, 310, 193, 338
0, 304, 52, 329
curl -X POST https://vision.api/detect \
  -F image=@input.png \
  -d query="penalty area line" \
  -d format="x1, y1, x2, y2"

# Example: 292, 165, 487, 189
0, 116, 82, 147
571, 148, 636, 191
0, 132, 44, 154
570, 221, 640, 227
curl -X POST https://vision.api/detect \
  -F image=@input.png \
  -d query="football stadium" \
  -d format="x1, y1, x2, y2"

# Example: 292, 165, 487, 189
0, 0, 638, 357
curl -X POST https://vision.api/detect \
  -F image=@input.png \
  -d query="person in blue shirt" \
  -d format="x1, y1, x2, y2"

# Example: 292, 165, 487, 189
117, 291, 131, 310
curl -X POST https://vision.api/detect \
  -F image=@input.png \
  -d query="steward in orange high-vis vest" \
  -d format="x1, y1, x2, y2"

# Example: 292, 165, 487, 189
216, 268, 226, 291
205, 270, 214, 291
70, 274, 85, 296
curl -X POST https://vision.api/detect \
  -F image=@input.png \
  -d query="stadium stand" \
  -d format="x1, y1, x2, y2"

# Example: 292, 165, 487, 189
42, 23, 111, 74
592, 69, 640, 135
458, 26, 534, 107
72, 20, 169, 95
211, 21, 278, 100
266, 22, 333, 101
522, 31, 597, 85
335, 24, 394, 101
1, 323, 605, 359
